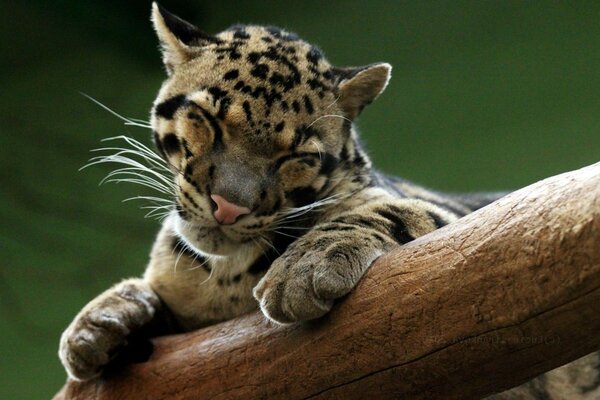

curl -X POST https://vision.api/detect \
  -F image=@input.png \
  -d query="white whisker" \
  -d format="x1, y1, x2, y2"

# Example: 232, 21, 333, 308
81, 93, 151, 129
273, 230, 300, 240
326, 94, 341, 109
307, 114, 352, 129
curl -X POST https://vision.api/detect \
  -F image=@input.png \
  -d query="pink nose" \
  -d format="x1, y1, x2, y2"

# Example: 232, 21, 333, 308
211, 194, 251, 225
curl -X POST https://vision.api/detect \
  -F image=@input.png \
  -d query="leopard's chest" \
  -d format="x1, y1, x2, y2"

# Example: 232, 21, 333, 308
145, 242, 265, 331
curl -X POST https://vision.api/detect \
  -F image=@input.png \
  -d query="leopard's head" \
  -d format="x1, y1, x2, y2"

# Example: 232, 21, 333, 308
150, 3, 391, 255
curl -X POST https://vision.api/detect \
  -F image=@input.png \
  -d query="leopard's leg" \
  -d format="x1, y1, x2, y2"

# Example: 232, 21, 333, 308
254, 189, 458, 324
58, 278, 170, 381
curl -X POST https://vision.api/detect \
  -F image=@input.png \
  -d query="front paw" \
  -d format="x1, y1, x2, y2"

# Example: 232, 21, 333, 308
59, 280, 159, 381
253, 240, 378, 324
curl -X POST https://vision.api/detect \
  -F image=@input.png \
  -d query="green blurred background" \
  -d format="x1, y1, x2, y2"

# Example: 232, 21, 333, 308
1, 1, 599, 398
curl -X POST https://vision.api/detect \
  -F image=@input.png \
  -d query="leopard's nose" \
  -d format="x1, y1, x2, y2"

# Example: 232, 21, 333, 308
210, 194, 251, 225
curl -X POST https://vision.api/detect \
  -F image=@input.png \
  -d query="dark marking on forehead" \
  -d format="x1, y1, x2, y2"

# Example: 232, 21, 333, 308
274, 121, 285, 132
234, 80, 244, 90
155, 94, 186, 119
306, 47, 323, 64
292, 100, 301, 113
223, 69, 239, 80
208, 87, 228, 104
265, 26, 299, 42
242, 100, 253, 123
215, 46, 241, 60
303, 95, 314, 114
230, 25, 250, 40
247, 52, 261, 64
251, 64, 269, 79
307, 78, 327, 92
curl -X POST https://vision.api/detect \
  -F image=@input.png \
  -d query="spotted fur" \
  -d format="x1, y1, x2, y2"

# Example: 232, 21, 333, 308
58, 4, 598, 397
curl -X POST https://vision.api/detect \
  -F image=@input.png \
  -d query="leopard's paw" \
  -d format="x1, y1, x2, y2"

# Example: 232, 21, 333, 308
59, 280, 159, 381
253, 242, 374, 324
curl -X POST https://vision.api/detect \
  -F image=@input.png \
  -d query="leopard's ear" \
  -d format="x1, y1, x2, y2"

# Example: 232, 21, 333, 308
334, 63, 392, 120
151, 3, 218, 74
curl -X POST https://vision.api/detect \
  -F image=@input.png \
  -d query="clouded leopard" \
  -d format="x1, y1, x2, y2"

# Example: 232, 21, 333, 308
58, 4, 600, 399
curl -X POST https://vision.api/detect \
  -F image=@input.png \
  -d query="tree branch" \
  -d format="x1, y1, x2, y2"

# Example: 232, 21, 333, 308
54, 162, 600, 400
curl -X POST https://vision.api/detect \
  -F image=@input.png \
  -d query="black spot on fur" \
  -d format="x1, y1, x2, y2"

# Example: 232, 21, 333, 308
153, 131, 167, 159
306, 47, 323, 64
208, 87, 228, 105
175, 202, 189, 220
427, 211, 448, 229
184, 164, 193, 178
223, 69, 239, 80
187, 112, 202, 121
293, 125, 321, 148
232, 274, 242, 283
274, 121, 285, 132
271, 151, 320, 173
234, 81, 245, 90
292, 100, 301, 113
181, 138, 193, 158
376, 207, 415, 244
353, 147, 367, 168
247, 52, 261, 64
232, 29, 250, 40
287, 186, 317, 207
319, 153, 338, 175
303, 95, 314, 114
183, 190, 203, 210
265, 26, 298, 42
155, 95, 186, 119
162, 133, 181, 155
248, 233, 296, 275
242, 101, 253, 122
189, 103, 223, 150
251, 64, 269, 79
307, 78, 327, 91
172, 236, 207, 268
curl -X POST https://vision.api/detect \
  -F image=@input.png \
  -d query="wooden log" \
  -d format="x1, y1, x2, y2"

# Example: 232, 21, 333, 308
54, 162, 600, 400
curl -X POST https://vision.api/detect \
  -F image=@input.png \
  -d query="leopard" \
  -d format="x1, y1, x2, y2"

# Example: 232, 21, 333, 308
59, 4, 600, 399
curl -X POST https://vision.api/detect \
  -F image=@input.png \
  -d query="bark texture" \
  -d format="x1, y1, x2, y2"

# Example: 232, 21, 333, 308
54, 162, 600, 400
